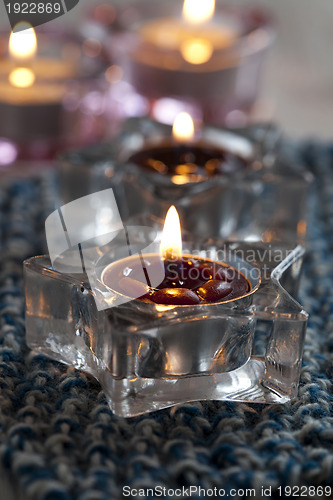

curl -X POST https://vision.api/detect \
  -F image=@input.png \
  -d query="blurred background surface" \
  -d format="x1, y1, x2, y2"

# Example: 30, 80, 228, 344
0, 0, 332, 139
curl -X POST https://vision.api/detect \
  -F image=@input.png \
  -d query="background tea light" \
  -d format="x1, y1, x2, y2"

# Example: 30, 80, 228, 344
107, 0, 274, 126
138, 0, 238, 66
127, 112, 249, 186
59, 116, 311, 248
0, 24, 72, 145
0, 23, 108, 165
121, 113, 254, 241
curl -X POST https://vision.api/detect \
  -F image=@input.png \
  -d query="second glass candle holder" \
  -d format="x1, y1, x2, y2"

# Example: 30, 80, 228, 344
104, 0, 275, 126
59, 118, 312, 249
0, 25, 109, 167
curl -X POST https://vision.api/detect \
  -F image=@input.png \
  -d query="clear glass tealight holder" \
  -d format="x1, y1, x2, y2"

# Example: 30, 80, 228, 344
24, 225, 308, 418
59, 118, 312, 249
103, 0, 275, 126
0, 26, 109, 167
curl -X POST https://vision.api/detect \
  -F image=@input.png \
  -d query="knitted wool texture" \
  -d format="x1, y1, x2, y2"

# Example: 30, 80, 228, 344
0, 143, 332, 500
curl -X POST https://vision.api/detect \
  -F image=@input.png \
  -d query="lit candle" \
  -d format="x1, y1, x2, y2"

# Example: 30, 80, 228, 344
0, 23, 75, 105
0, 22, 99, 163
102, 206, 251, 306
0, 23, 71, 153
111, 0, 273, 125
138, 0, 238, 66
128, 112, 249, 185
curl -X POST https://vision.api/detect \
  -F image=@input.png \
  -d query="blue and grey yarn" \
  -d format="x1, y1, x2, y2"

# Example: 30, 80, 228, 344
0, 144, 333, 500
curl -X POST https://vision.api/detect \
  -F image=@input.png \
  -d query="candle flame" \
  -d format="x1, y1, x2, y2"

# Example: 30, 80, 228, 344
160, 206, 182, 260
9, 23, 37, 89
9, 23, 37, 59
183, 0, 215, 24
180, 38, 213, 64
172, 112, 194, 142
9, 67, 35, 88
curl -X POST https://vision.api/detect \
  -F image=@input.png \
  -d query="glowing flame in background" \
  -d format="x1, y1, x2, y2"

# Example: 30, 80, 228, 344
181, 0, 215, 64
180, 38, 214, 65
9, 23, 37, 59
183, 0, 215, 24
9, 23, 37, 88
172, 112, 195, 142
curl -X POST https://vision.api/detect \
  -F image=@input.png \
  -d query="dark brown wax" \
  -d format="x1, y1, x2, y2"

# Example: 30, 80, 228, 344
128, 142, 248, 183
102, 254, 251, 306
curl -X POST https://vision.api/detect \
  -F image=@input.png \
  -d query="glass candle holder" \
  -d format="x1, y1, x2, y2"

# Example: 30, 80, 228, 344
104, 0, 274, 126
24, 221, 307, 417
59, 118, 312, 249
0, 25, 109, 167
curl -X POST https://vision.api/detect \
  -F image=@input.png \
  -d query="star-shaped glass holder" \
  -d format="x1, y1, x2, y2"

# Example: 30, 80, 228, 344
59, 118, 312, 249
24, 220, 307, 418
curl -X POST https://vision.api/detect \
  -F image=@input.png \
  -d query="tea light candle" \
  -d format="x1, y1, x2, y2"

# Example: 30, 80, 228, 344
0, 27, 75, 81
128, 112, 249, 185
0, 23, 74, 145
138, 0, 238, 67
102, 206, 251, 306
112, 0, 274, 125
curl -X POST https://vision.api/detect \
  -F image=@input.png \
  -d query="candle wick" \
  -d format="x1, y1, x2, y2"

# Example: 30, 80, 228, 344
123, 224, 133, 256
139, 251, 152, 288
124, 224, 152, 289
78, 243, 86, 274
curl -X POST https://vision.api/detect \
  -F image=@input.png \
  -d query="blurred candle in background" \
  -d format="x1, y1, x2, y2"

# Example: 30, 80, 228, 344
139, 0, 238, 66
103, 0, 274, 127
0, 22, 108, 168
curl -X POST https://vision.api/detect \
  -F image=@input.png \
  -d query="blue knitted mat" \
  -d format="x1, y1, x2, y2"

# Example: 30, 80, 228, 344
0, 143, 332, 500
